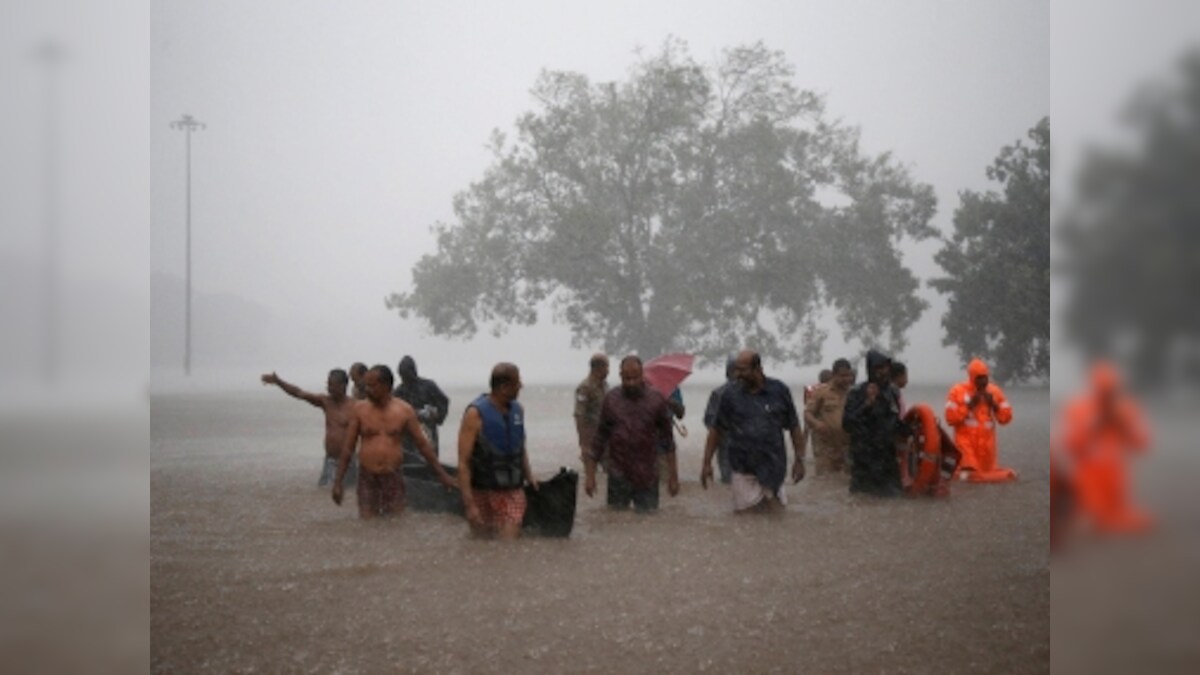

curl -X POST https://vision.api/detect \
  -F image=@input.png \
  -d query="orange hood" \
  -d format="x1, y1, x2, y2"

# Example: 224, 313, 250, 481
967, 359, 989, 379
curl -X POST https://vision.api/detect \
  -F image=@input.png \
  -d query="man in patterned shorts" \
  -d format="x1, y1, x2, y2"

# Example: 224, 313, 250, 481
332, 365, 454, 518
457, 363, 538, 539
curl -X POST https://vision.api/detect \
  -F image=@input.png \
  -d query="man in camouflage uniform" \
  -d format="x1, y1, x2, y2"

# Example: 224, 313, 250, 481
574, 353, 609, 466
804, 358, 854, 476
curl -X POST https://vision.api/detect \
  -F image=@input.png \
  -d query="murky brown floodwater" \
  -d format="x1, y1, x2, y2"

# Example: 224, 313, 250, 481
151, 383, 1050, 673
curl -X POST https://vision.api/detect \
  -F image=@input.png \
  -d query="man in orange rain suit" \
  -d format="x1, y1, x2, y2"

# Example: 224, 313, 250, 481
1057, 361, 1152, 533
944, 359, 1017, 482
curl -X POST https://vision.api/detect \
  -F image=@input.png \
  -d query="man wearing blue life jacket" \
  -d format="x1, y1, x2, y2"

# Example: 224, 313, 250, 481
457, 362, 538, 539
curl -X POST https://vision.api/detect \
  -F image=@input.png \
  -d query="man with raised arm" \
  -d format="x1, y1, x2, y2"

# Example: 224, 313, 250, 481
261, 368, 358, 487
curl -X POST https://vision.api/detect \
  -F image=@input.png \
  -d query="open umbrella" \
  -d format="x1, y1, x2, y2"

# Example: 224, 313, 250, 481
644, 353, 695, 437
643, 352, 695, 396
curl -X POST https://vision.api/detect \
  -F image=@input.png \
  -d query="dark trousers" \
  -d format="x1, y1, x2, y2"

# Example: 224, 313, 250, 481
607, 473, 660, 513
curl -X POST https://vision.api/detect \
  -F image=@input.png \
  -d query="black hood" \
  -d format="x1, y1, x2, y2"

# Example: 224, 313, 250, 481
865, 349, 892, 382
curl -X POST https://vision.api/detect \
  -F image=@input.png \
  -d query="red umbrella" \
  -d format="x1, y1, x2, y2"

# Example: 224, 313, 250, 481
643, 352, 695, 397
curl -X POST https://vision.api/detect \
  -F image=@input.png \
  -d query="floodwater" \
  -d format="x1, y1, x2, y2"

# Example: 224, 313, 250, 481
151, 383, 1050, 673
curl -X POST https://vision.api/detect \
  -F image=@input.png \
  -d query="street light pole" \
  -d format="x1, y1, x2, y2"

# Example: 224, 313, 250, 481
34, 39, 64, 382
169, 114, 204, 375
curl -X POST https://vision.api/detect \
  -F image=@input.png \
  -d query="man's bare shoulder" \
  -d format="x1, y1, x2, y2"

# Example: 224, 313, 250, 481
390, 397, 417, 415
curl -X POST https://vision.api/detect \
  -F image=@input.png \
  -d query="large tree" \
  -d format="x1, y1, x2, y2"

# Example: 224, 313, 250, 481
930, 118, 1050, 383
1058, 51, 1200, 386
389, 40, 937, 364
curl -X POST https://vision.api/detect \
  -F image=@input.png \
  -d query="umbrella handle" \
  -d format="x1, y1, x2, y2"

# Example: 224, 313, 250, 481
673, 420, 688, 438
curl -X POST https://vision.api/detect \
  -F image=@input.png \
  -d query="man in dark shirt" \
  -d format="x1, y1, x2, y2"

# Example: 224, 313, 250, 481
702, 355, 737, 484
842, 349, 904, 497
393, 355, 450, 461
702, 350, 805, 512
585, 355, 679, 513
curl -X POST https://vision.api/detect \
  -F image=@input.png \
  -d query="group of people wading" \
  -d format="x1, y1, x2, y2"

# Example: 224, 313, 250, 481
262, 348, 1021, 538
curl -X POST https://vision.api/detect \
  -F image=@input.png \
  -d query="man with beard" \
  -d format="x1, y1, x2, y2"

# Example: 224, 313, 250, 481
702, 350, 805, 513
585, 355, 679, 513
842, 349, 905, 496
458, 363, 538, 539
332, 365, 455, 518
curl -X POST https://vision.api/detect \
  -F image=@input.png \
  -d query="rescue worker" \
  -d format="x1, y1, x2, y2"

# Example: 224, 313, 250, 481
944, 359, 1016, 482
1056, 361, 1152, 534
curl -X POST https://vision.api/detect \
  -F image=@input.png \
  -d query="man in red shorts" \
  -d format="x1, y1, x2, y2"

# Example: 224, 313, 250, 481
332, 365, 455, 518
457, 363, 538, 539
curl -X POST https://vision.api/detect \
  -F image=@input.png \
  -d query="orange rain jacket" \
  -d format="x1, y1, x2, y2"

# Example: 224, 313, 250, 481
944, 359, 1016, 482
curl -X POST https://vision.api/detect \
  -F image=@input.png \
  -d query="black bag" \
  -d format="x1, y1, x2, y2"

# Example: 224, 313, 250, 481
522, 468, 578, 538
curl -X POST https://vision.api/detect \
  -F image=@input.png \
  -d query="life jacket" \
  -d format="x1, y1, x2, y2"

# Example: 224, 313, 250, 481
468, 394, 526, 491
901, 404, 959, 497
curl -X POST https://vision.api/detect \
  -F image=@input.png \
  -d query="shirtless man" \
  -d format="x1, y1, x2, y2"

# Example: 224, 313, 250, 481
261, 369, 358, 487
332, 364, 456, 518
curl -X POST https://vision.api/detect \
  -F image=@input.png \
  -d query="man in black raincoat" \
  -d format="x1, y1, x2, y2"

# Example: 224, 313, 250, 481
842, 349, 905, 496
394, 355, 450, 460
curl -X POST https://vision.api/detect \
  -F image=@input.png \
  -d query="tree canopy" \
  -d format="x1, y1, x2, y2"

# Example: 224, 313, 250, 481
930, 117, 1050, 383
1058, 51, 1200, 386
388, 39, 937, 364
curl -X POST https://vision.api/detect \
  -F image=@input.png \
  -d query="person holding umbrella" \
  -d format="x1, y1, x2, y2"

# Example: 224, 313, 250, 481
702, 350, 806, 512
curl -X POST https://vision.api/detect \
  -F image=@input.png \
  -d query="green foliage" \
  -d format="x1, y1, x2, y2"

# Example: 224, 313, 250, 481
1058, 51, 1200, 385
389, 39, 937, 364
930, 118, 1050, 383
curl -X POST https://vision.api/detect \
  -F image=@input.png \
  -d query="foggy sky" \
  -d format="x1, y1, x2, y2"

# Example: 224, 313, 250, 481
150, 0, 1050, 387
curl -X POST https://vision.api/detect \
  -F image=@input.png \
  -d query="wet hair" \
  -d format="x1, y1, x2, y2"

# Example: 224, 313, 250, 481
489, 362, 519, 390
750, 353, 762, 370
589, 355, 608, 369
620, 354, 643, 371
725, 354, 737, 378
370, 364, 394, 389
328, 369, 349, 385
350, 362, 367, 376
832, 358, 852, 373
818, 369, 833, 383
892, 362, 907, 377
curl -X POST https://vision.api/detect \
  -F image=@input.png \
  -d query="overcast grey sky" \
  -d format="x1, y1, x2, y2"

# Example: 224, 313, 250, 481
150, 0, 1049, 387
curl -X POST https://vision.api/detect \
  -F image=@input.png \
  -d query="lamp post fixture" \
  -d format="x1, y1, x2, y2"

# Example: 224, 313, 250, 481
169, 114, 205, 375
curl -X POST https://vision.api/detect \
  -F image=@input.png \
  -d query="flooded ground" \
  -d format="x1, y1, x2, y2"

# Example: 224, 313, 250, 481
151, 383, 1050, 673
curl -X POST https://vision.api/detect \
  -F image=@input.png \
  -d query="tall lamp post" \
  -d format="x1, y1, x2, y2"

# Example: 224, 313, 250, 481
169, 114, 204, 375
34, 39, 64, 381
